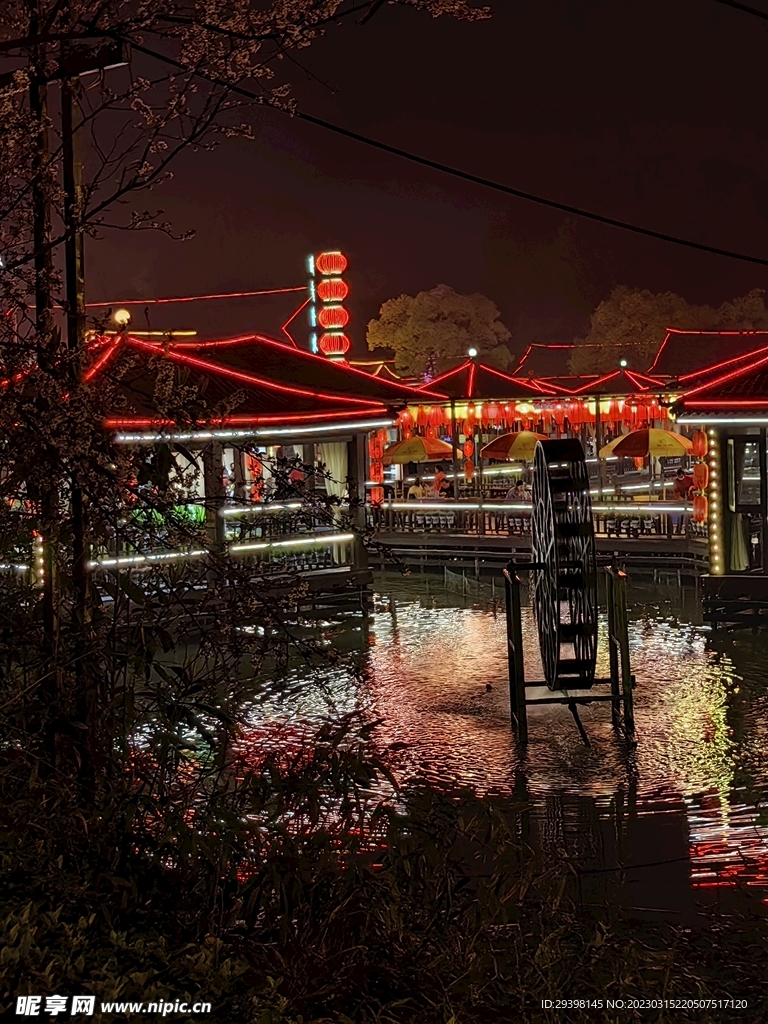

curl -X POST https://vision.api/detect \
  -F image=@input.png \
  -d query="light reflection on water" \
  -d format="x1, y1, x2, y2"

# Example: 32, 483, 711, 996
243, 572, 768, 904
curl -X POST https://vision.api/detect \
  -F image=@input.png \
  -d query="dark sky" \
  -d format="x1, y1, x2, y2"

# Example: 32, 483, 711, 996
88, 0, 768, 362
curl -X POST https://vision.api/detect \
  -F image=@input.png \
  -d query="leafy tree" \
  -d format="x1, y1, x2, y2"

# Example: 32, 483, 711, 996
570, 286, 768, 374
367, 284, 513, 377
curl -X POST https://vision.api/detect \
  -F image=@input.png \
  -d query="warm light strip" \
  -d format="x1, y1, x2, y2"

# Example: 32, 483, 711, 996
219, 502, 302, 517
377, 500, 688, 514
88, 549, 207, 569
230, 532, 354, 555
707, 428, 722, 576
677, 416, 768, 425
0, 563, 29, 571
115, 418, 394, 443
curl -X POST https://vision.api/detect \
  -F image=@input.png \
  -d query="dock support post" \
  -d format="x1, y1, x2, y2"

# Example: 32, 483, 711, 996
606, 563, 634, 738
504, 560, 527, 743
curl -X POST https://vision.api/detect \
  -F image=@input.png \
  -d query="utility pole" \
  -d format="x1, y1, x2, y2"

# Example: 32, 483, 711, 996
28, 6, 61, 726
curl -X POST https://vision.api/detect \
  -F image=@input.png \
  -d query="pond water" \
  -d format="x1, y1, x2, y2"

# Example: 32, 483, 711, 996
243, 571, 768, 916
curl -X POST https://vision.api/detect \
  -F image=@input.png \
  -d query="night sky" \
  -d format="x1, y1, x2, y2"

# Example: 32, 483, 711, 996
88, 0, 768, 364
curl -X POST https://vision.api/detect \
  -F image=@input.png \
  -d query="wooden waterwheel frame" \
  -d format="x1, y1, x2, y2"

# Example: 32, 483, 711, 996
531, 438, 597, 690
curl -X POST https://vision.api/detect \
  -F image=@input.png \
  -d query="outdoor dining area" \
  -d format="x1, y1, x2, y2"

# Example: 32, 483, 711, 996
367, 413, 703, 544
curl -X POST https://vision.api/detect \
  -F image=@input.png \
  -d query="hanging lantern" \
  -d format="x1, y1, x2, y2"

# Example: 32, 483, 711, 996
428, 404, 445, 427
368, 436, 384, 461
633, 456, 645, 470
463, 439, 475, 459
416, 405, 428, 428
370, 486, 385, 505
315, 251, 348, 276
485, 401, 500, 424
317, 305, 349, 329
426, 426, 435, 438
552, 403, 566, 428
691, 430, 708, 458
464, 459, 475, 482
693, 462, 709, 490
318, 332, 350, 357
466, 401, 476, 426
369, 461, 384, 484
693, 494, 708, 523
316, 277, 349, 302
403, 427, 412, 440
398, 409, 413, 428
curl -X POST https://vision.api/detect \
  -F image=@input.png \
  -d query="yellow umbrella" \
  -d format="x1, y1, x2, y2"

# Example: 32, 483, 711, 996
598, 435, 625, 459
609, 428, 692, 459
480, 430, 549, 462
382, 435, 454, 464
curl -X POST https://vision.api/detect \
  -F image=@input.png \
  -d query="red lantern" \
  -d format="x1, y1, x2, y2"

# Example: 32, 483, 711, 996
693, 462, 709, 490
485, 401, 500, 423
370, 486, 385, 505
315, 251, 348, 275
317, 305, 349, 329
368, 436, 384, 460
633, 457, 645, 470
691, 430, 708, 458
463, 439, 475, 458
464, 459, 475, 482
318, 332, 350, 357
553, 403, 566, 428
399, 409, 413, 427
693, 494, 708, 523
316, 278, 349, 302
428, 405, 444, 427
416, 405, 428, 428
369, 461, 384, 484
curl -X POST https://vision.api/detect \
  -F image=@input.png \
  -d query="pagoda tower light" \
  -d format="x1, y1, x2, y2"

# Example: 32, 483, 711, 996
307, 250, 351, 360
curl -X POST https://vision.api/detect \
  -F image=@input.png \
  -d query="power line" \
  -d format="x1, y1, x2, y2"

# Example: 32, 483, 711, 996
130, 40, 768, 269
713, 0, 768, 22
84, 286, 305, 308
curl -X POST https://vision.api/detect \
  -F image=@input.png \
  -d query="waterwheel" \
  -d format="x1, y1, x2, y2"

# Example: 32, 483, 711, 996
531, 438, 597, 690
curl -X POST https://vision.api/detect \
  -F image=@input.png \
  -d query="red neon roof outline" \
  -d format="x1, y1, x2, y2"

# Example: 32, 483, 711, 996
280, 297, 310, 348
677, 343, 768, 383
568, 368, 664, 395
467, 361, 476, 397
105, 406, 391, 428
162, 333, 446, 401
647, 327, 768, 374
122, 336, 400, 408
513, 341, 630, 376
415, 359, 557, 395
681, 349, 768, 400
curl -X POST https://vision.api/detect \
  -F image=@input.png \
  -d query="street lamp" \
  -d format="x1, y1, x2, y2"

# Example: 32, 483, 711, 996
113, 308, 131, 327
620, 359, 628, 368
468, 347, 478, 358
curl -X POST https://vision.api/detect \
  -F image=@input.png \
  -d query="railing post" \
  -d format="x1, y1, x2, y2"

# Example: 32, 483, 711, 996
504, 560, 527, 743
615, 569, 635, 737
606, 566, 620, 729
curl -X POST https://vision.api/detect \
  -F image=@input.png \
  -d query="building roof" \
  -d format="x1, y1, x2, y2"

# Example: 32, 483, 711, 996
161, 334, 444, 403
676, 347, 768, 416
647, 329, 768, 377
548, 367, 667, 397
412, 359, 557, 400
85, 334, 397, 429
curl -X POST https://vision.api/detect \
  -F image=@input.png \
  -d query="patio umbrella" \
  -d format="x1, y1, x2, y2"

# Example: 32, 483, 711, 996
382, 435, 454, 464
480, 431, 549, 462
606, 428, 692, 459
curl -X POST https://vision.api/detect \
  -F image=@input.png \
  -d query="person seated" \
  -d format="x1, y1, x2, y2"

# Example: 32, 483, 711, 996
505, 482, 522, 501
407, 477, 426, 500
